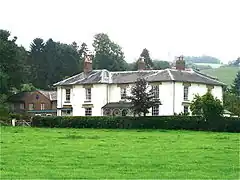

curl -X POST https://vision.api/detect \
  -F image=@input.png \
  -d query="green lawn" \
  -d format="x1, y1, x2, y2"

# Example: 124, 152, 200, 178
0, 127, 239, 179
202, 66, 239, 86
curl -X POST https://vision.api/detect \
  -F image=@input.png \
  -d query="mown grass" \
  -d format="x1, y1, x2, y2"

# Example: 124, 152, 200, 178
0, 126, 239, 179
202, 66, 239, 86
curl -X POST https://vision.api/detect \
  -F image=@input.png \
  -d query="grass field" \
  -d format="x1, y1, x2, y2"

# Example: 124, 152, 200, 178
202, 66, 239, 86
0, 127, 239, 179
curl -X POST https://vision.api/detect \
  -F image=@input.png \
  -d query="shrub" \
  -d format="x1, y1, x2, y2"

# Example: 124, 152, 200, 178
31, 115, 240, 132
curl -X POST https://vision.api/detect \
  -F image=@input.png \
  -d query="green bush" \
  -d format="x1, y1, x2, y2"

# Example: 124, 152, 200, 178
31, 116, 240, 132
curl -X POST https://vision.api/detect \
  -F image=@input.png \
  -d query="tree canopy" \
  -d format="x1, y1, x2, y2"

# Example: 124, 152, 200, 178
190, 91, 224, 120
128, 78, 161, 116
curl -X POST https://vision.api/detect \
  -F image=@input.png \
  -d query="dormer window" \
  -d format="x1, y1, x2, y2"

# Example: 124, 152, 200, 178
85, 88, 91, 101
121, 87, 127, 99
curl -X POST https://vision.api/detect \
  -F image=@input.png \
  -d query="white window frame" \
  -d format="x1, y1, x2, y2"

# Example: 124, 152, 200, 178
40, 103, 45, 110
152, 85, 159, 98
183, 106, 189, 114
183, 86, 189, 101
85, 108, 92, 116
29, 103, 34, 110
120, 87, 127, 99
152, 105, 159, 116
20, 103, 25, 110
85, 88, 91, 101
66, 89, 71, 101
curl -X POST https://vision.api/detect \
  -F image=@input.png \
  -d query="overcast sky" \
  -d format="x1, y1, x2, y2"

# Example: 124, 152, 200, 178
1, 0, 239, 63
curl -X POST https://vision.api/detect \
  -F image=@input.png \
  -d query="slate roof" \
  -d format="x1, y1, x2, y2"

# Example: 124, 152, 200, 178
38, 90, 57, 101
102, 102, 133, 109
54, 68, 225, 86
7, 90, 57, 102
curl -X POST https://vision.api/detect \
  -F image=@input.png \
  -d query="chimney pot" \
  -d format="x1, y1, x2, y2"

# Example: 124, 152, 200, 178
176, 55, 185, 70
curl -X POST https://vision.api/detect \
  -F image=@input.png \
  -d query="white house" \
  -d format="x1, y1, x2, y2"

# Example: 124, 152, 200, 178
54, 55, 225, 116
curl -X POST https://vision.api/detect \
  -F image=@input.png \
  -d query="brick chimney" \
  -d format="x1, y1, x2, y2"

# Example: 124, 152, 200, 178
138, 57, 145, 70
176, 55, 185, 70
84, 53, 93, 74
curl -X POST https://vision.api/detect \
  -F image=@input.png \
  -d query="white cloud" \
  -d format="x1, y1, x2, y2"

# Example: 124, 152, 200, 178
1, 0, 239, 63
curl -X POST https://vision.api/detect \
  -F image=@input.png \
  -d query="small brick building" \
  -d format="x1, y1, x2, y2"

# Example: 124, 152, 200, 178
7, 90, 57, 116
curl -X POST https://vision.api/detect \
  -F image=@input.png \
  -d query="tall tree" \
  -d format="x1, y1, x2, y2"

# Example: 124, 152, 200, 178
153, 60, 170, 70
140, 48, 154, 69
128, 78, 161, 116
0, 29, 28, 95
230, 71, 240, 96
93, 33, 127, 71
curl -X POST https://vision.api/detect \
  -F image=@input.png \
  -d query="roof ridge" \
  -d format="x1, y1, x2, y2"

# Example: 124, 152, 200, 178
167, 69, 175, 81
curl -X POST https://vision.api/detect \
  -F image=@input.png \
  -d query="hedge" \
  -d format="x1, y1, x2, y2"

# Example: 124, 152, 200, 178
31, 116, 240, 132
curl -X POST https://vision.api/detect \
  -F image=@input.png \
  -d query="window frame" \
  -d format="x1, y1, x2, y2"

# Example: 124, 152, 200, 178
85, 88, 91, 101
85, 108, 92, 116
40, 103, 45, 110
183, 86, 189, 101
120, 87, 127, 99
152, 85, 159, 98
152, 105, 159, 116
183, 105, 189, 114
20, 103, 25, 110
65, 89, 71, 101
29, 103, 34, 110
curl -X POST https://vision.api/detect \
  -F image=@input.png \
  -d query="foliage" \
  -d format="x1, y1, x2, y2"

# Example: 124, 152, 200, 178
29, 38, 81, 89
230, 71, 240, 96
1, 126, 239, 179
185, 55, 221, 64
223, 92, 240, 117
152, 60, 170, 69
0, 30, 29, 95
31, 115, 240, 132
190, 91, 224, 120
127, 78, 161, 116
93, 33, 128, 71
140, 48, 154, 69
228, 57, 240, 67
201, 66, 239, 86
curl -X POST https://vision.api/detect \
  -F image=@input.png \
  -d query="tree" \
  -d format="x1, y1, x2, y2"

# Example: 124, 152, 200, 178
223, 92, 240, 117
140, 48, 154, 69
153, 60, 170, 69
0, 29, 28, 95
128, 78, 161, 116
230, 71, 240, 96
190, 91, 224, 120
93, 33, 128, 71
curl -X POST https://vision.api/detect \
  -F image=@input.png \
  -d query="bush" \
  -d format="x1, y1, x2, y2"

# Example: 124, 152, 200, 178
31, 116, 240, 132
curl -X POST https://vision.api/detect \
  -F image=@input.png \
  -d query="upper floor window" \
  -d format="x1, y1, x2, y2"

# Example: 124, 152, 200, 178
183, 86, 189, 101
152, 105, 159, 116
20, 103, 25, 110
121, 87, 127, 99
41, 103, 45, 110
85, 108, 92, 116
85, 88, 91, 101
29, 103, 34, 110
152, 85, 159, 98
66, 89, 71, 101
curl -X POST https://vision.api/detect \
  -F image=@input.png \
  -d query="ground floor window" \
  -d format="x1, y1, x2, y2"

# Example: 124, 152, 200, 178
85, 108, 92, 116
61, 109, 72, 116
183, 106, 189, 114
152, 106, 159, 116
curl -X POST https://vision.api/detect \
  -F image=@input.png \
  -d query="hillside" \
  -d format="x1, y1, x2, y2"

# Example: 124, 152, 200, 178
201, 66, 239, 86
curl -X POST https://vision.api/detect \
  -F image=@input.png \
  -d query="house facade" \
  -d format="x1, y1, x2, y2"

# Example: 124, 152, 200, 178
7, 90, 57, 116
54, 55, 225, 116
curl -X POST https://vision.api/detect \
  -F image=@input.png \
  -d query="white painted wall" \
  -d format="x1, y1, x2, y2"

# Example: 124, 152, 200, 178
174, 82, 223, 114
56, 81, 223, 116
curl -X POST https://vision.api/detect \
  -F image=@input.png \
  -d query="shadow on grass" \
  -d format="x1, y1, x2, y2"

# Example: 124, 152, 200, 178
58, 134, 100, 140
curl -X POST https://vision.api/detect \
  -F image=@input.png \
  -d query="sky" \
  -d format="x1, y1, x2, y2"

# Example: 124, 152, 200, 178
1, 0, 239, 63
